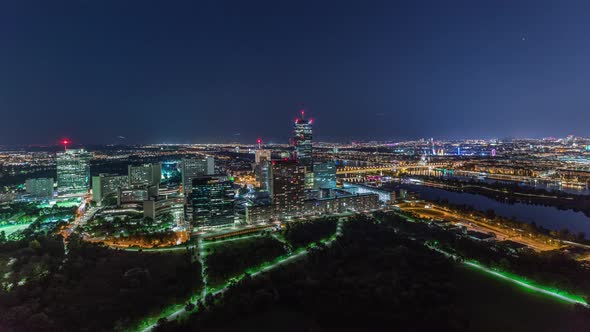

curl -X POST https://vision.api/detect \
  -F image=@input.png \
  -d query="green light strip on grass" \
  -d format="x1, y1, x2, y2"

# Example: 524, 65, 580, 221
464, 261, 588, 306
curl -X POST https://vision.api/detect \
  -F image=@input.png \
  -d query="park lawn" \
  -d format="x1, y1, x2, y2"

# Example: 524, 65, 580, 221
0, 223, 32, 236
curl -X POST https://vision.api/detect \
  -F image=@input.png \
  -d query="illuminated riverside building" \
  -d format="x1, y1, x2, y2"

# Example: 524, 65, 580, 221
293, 112, 313, 168
25, 178, 54, 198
181, 157, 215, 194
270, 160, 306, 216
246, 192, 379, 223
92, 173, 129, 204
128, 163, 161, 187
188, 175, 236, 227
56, 149, 92, 195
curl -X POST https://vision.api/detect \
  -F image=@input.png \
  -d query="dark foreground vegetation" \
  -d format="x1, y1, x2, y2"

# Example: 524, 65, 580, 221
283, 217, 337, 249
205, 235, 286, 289
374, 211, 590, 304
0, 233, 202, 331
157, 215, 466, 332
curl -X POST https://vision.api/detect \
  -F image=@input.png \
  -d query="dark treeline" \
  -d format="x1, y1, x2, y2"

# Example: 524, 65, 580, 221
205, 235, 285, 289
375, 211, 590, 304
283, 217, 337, 249
0, 234, 202, 331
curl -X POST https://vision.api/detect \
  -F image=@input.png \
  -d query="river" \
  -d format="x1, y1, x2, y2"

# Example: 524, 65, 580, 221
400, 183, 590, 238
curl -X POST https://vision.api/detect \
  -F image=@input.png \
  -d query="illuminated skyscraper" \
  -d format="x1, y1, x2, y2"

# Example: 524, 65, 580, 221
56, 149, 92, 195
128, 163, 161, 187
293, 110, 313, 168
254, 148, 272, 191
181, 156, 215, 194
270, 160, 306, 216
188, 175, 236, 227
255, 149, 271, 163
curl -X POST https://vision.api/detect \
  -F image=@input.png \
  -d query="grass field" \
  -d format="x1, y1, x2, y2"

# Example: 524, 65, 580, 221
0, 223, 32, 236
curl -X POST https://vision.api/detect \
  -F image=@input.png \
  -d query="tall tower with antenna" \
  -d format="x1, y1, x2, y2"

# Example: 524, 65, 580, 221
293, 108, 313, 168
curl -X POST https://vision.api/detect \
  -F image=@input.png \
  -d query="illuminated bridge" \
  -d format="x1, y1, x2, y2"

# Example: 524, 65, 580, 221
336, 165, 395, 175
336, 162, 462, 175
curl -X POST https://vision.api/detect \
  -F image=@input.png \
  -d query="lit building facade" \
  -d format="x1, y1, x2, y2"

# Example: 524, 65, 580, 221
188, 175, 236, 227
181, 157, 215, 193
255, 149, 271, 163
92, 173, 129, 204
56, 149, 92, 195
270, 160, 306, 216
246, 193, 379, 223
25, 178, 54, 198
293, 116, 313, 168
313, 161, 337, 190
128, 163, 161, 187
253, 150, 272, 191
143, 196, 185, 224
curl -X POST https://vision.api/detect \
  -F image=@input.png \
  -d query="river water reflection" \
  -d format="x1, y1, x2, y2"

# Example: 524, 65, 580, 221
400, 183, 590, 238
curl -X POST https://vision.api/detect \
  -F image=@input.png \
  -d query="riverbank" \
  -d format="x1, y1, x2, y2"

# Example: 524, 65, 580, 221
407, 176, 590, 218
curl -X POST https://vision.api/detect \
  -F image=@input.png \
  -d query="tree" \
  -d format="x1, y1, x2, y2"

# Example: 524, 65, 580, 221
29, 239, 41, 250
185, 302, 195, 311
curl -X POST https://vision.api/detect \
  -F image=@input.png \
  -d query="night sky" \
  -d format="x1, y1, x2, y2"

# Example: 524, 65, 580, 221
1, 1, 589, 145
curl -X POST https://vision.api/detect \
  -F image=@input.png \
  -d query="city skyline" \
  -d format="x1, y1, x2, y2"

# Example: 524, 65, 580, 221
4, 2, 590, 332
3, 1, 590, 144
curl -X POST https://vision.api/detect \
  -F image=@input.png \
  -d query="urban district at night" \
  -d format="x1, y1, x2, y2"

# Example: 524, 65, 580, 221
2, 1, 590, 332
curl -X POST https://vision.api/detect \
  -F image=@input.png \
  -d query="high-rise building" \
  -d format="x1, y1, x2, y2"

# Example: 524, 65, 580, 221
181, 157, 215, 193
92, 173, 129, 204
255, 149, 271, 163
253, 149, 272, 191
293, 111, 313, 168
313, 161, 337, 190
56, 149, 92, 195
256, 160, 271, 191
188, 175, 236, 227
25, 178, 54, 198
128, 163, 161, 187
270, 160, 306, 216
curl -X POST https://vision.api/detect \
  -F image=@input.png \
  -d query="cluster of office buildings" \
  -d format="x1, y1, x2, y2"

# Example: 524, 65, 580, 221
246, 111, 380, 223
21, 111, 381, 231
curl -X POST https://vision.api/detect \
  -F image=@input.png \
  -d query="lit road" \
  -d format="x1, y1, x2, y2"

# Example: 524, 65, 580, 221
399, 202, 557, 252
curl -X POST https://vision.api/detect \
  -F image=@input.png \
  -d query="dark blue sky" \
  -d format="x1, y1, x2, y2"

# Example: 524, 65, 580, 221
1, 0, 589, 144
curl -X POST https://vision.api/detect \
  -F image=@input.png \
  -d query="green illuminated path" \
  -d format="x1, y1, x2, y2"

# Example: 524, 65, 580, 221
464, 261, 587, 306
391, 205, 590, 308
137, 218, 345, 332
136, 210, 589, 332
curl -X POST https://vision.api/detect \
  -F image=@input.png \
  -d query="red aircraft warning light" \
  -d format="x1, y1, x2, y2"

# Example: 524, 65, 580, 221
61, 139, 70, 151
